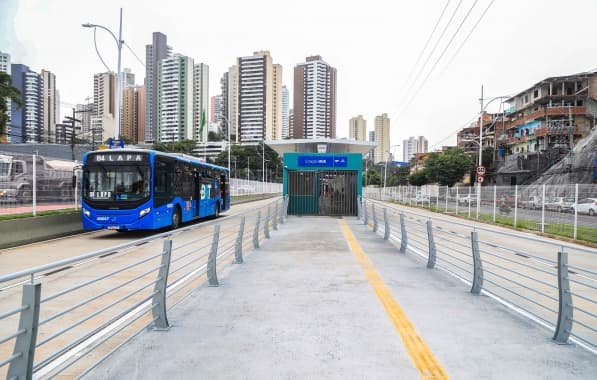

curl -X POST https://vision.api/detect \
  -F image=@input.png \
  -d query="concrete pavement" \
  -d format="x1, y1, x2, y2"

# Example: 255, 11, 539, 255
85, 216, 597, 379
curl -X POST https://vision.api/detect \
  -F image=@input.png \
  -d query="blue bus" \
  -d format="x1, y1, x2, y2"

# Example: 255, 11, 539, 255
81, 149, 230, 231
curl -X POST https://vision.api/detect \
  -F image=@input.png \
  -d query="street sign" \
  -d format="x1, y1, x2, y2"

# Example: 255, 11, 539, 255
477, 175, 484, 183
476, 165, 486, 176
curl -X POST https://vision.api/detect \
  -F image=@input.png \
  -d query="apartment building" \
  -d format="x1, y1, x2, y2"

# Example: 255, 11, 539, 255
349, 115, 367, 141
145, 32, 171, 143
374, 113, 390, 163
10, 64, 43, 143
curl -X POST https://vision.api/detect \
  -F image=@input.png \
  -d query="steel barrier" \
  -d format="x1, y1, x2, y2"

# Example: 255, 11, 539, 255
361, 198, 597, 353
0, 196, 288, 379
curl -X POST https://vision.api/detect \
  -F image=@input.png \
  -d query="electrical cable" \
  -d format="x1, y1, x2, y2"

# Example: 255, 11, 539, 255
124, 42, 145, 67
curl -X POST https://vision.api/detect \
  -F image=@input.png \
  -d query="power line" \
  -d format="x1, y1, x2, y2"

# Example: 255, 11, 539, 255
398, 0, 480, 116
124, 42, 145, 68
439, 0, 496, 76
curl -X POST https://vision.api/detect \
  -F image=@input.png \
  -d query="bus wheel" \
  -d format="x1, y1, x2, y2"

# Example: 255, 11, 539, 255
171, 207, 181, 229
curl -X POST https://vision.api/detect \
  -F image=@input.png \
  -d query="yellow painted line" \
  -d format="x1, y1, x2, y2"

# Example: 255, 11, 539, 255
338, 219, 448, 380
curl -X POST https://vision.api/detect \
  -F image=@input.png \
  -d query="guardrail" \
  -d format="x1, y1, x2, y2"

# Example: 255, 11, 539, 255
0, 196, 289, 379
361, 198, 597, 354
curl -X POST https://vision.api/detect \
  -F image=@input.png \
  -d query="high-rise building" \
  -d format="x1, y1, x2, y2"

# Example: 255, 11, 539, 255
145, 32, 171, 143
121, 85, 145, 144
281, 86, 289, 139
228, 65, 239, 141
157, 54, 194, 142
93, 72, 116, 141
122, 68, 135, 88
193, 63, 209, 142
349, 115, 367, 141
403, 136, 419, 162
417, 136, 429, 154
75, 102, 94, 136
1, 51, 11, 141
237, 51, 281, 142
10, 64, 43, 143
41, 69, 59, 143
293, 55, 337, 139
374, 113, 390, 163
288, 108, 294, 139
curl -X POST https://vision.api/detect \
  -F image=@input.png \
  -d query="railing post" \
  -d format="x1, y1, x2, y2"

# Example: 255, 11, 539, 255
284, 195, 289, 218
383, 208, 390, 240
363, 199, 369, 225
372, 204, 378, 233
264, 206, 271, 239
253, 211, 261, 249
357, 196, 362, 220
8, 283, 41, 380
426, 220, 436, 269
273, 200, 278, 231
234, 216, 245, 264
152, 239, 172, 330
553, 250, 573, 344
279, 198, 285, 224
207, 224, 220, 287
399, 213, 407, 253
470, 231, 483, 294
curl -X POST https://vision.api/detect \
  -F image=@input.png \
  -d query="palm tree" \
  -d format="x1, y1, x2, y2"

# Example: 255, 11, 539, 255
0, 72, 23, 143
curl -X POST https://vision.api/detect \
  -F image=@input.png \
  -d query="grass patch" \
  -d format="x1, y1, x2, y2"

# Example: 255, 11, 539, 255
0, 208, 79, 221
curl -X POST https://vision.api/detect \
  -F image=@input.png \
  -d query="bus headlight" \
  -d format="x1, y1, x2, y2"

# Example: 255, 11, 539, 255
83, 208, 91, 217
139, 207, 151, 218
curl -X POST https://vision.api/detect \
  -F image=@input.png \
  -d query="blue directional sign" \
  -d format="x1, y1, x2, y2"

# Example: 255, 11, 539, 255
298, 155, 348, 168
391, 161, 409, 167
108, 138, 125, 149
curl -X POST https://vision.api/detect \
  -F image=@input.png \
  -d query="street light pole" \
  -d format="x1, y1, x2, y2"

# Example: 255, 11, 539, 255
477, 85, 484, 219
82, 8, 123, 140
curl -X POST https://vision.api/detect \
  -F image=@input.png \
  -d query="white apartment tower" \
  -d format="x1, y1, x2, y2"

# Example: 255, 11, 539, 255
237, 51, 281, 142
349, 115, 367, 141
374, 113, 390, 163
1, 51, 11, 140
403, 136, 419, 162
41, 69, 59, 143
93, 72, 116, 140
418, 135, 429, 153
293, 55, 337, 139
281, 86, 290, 139
193, 63, 209, 142
157, 54, 194, 142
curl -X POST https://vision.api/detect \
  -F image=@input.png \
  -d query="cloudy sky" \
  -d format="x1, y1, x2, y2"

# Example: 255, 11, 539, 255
2, 0, 596, 158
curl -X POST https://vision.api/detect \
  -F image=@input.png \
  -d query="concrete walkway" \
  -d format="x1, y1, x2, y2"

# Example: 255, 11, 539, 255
86, 216, 597, 379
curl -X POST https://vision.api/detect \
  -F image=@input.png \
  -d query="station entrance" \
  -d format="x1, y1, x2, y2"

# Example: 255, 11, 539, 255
288, 170, 358, 216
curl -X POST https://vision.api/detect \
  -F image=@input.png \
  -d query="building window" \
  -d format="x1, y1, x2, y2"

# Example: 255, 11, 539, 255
533, 89, 539, 98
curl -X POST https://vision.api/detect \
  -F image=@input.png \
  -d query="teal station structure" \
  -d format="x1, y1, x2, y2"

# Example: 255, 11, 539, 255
266, 139, 376, 216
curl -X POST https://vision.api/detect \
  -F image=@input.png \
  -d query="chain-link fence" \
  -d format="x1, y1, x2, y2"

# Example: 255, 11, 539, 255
365, 183, 597, 243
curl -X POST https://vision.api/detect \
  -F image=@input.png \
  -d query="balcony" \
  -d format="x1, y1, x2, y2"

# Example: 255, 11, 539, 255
534, 126, 576, 137
507, 106, 587, 128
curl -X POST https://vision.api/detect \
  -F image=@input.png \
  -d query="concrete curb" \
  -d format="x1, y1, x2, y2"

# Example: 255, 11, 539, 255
0, 194, 279, 249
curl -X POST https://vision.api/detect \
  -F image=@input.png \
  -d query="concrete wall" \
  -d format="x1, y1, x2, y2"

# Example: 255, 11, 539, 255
0, 194, 278, 249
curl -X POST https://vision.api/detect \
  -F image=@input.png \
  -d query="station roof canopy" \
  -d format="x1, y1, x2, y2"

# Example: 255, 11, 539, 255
265, 138, 376, 156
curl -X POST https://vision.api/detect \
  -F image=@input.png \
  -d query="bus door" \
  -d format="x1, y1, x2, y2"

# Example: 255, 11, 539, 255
194, 172, 201, 217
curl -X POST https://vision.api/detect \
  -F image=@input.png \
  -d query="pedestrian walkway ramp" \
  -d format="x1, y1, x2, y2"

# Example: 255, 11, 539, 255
85, 216, 595, 379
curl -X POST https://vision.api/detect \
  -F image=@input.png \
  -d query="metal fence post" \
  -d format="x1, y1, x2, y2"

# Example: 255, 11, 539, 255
357, 196, 362, 220
514, 185, 518, 228
235, 216, 245, 264
253, 211, 261, 249
493, 185, 497, 222
383, 208, 390, 240
553, 250, 573, 343
372, 204, 378, 232
7, 283, 41, 380
32, 153, 37, 217
470, 231, 483, 294
426, 220, 436, 269
273, 201, 278, 231
264, 206, 271, 239
207, 224, 221, 287
152, 239, 172, 330
399, 213, 407, 253
445, 186, 448, 212
541, 184, 546, 233
280, 198, 285, 224
363, 200, 369, 225
285, 195, 289, 218
573, 184, 578, 240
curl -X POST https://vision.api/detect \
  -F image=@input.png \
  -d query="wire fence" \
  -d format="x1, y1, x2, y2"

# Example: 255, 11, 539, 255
361, 198, 597, 354
0, 196, 288, 379
365, 184, 597, 243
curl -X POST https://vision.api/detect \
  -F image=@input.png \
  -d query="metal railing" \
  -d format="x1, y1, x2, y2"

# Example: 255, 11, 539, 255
365, 184, 597, 243
361, 197, 597, 354
0, 196, 289, 379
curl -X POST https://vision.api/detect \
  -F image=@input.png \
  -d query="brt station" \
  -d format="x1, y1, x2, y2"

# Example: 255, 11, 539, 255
267, 139, 376, 217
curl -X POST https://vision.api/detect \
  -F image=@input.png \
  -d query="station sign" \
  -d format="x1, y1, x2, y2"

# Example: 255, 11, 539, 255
298, 155, 348, 168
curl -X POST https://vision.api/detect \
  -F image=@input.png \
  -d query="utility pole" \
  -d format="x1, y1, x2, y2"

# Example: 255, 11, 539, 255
64, 108, 81, 162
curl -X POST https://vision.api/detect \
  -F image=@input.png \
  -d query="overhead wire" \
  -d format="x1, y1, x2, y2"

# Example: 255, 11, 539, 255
124, 42, 146, 68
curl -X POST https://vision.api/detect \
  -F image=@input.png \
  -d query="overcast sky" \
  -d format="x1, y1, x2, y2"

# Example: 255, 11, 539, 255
2, 0, 597, 158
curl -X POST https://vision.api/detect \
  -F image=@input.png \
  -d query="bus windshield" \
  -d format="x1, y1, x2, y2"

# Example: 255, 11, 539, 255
84, 164, 151, 202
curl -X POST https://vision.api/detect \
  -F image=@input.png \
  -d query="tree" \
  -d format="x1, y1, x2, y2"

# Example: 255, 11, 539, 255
363, 168, 381, 186
0, 72, 23, 143
389, 166, 410, 186
424, 148, 474, 187
208, 131, 223, 141
152, 139, 197, 154
213, 144, 283, 182
408, 169, 429, 186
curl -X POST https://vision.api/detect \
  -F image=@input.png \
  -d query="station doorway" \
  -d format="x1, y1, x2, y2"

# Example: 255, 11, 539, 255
287, 170, 358, 216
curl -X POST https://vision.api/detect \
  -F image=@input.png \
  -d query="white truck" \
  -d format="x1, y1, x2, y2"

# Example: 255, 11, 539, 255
0, 153, 76, 202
